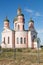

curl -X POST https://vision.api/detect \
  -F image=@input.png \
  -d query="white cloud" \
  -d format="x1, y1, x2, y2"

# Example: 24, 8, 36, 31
25, 8, 33, 13
37, 29, 43, 33
35, 12, 41, 17
25, 8, 43, 17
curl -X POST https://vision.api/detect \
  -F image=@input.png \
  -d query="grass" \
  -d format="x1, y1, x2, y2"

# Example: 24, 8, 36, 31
0, 48, 43, 65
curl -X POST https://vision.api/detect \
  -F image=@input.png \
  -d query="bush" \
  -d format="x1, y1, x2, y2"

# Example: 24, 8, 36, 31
1, 48, 14, 52
0, 46, 1, 51
27, 49, 31, 52
17, 48, 22, 52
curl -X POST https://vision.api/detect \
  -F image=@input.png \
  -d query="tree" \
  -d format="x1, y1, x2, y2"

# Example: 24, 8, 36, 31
37, 38, 41, 64
0, 46, 1, 51
37, 38, 41, 48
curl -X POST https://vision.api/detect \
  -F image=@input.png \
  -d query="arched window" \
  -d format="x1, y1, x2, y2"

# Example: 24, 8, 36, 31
17, 38, 19, 44
20, 37, 22, 44
8, 37, 10, 44
4, 37, 5, 44
23, 25, 24, 30
18, 25, 19, 30
24, 38, 26, 44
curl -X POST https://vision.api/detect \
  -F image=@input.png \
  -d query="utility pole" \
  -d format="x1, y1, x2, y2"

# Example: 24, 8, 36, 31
37, 38, 40, 64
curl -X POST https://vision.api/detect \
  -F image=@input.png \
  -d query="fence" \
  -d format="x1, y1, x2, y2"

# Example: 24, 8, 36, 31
0, 48, 43, 65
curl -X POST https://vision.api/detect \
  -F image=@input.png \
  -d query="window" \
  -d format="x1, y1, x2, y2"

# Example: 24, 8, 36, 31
18, 25, 19, 30
8, 37, 10, 44
23, 25, 24, 30
20, 37, 22, 44
17, 38, 19, 44
24, 38, 26, 44
4, 37, 5, 44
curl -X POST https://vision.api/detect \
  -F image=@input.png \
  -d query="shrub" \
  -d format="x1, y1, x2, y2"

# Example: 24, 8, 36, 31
17, 48, 22, 52
0, 46, 1, 51
2, 48, 14, 52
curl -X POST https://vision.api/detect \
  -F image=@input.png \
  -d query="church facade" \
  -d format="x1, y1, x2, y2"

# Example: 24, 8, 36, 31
1, 8, 38, 49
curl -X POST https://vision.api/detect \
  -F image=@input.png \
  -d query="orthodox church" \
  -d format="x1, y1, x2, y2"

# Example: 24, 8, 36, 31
1, 8, 38, 48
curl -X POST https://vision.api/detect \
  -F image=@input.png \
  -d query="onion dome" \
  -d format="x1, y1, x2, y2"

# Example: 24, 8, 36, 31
17, 13, 24, 17
29, 18, 34, 23
13, 16, 17, 23
4, 16, 9, 22
29, 18, 34, 29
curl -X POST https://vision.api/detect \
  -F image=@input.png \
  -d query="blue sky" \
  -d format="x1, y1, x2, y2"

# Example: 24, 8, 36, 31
0, 0, 43, 45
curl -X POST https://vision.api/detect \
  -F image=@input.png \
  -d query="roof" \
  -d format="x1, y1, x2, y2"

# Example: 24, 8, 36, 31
13, 13, 24, 23
17, 13, 24, 17
29, 18, 34, 23
4, 16, 9, 22
13, 16, 17, 23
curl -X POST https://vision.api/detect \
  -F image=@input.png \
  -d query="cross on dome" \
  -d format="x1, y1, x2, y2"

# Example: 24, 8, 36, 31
17, 6, 22, 15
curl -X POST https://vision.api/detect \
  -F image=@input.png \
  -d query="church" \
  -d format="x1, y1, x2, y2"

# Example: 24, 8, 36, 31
1, 8, 38, 49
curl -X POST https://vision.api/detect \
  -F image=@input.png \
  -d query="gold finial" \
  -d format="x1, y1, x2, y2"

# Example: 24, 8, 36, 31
17, 6, 22, 15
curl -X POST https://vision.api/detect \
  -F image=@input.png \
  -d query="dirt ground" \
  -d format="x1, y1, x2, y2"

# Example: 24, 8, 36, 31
0, 59, 43, 65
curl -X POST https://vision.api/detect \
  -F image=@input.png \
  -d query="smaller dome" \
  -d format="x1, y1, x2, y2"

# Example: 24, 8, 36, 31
29, 18, 34, 23
4, 16, 9, 22
13, 16, 17, 22
17, 13, 24, 17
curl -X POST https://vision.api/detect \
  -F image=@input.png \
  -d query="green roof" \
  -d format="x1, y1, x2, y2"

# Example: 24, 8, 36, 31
13, 16, 17, 22
29, 18, 34, 23
13, 14, 24, 22
17, 13, 24, 17
4, 17, 9, 22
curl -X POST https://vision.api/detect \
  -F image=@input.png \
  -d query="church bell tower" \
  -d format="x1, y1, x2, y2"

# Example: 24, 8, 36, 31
13, 7, 25, 31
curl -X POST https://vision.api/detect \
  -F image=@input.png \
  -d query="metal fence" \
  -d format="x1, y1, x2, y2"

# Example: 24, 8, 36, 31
0, 48, 43, 65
